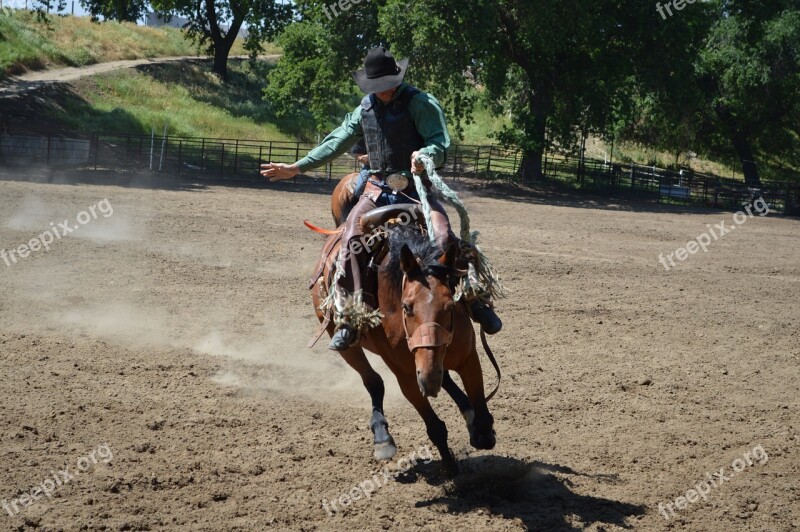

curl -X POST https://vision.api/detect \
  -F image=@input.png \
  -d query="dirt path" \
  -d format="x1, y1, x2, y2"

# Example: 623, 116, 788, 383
0, 175, 797, 530
0, 55, 280, 97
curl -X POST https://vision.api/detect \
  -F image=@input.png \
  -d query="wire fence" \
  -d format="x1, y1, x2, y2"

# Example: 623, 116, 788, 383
1, 128, 798, 214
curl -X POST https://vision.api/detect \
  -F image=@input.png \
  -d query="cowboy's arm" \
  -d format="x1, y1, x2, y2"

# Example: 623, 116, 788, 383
408, 92, 451, 171
260, 108, 363, 181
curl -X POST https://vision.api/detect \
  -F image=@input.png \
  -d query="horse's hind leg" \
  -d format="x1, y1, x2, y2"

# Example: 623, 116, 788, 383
396, 373, 459, 477
339, 346, 397, 461
442, 371, 477, 439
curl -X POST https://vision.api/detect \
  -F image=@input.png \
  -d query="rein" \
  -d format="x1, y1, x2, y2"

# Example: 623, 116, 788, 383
479, 327, 501, 402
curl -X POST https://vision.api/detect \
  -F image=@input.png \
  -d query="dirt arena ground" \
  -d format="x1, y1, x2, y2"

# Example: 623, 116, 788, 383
0, 173, 797, 531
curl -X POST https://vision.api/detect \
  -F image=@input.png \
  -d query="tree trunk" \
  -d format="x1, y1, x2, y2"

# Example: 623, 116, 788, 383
730, 132, 760, 188
205, 0, 244, 81
519, 150, 544, 183
715, 104, 762, 188
517, 87, 550, 184
213, 43, 233, 79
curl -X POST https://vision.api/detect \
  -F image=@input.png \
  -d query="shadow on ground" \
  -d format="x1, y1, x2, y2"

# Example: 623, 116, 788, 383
400, 454, 645, 530
0, 81, 148, 133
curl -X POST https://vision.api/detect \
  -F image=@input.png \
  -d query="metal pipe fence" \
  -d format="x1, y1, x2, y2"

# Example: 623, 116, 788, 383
1, 129, 798, 214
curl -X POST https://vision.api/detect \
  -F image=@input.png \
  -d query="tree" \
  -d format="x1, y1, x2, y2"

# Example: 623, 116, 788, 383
695, 1, 800, 186
80, 0, 147, 22
266, 0, 800, 184
268, 0, 649, 182
264, 0, 382, 132
152, 0, 293, 79
621, 0, 800, 185
612, 0, 714, 167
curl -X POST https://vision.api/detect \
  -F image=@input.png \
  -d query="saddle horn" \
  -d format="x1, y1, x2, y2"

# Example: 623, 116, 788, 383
359, 204, 423, 233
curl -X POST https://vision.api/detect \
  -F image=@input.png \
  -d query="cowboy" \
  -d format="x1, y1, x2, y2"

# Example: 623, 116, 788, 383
261, 47, 502, 351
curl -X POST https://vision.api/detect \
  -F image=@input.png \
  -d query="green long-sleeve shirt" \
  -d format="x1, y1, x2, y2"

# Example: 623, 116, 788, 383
295, 83, 450, 173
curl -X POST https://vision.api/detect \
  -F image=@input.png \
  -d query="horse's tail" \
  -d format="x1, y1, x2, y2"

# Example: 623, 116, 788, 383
304, 220, 342, 235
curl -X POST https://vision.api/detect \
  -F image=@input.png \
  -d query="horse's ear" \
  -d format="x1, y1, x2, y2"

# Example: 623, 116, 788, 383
400, 244, 417, 274
439, 243, 457, 269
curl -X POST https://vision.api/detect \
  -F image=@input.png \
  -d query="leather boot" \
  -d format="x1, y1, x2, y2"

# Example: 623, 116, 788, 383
329, 325, 358, 351
470, 300, 502, 335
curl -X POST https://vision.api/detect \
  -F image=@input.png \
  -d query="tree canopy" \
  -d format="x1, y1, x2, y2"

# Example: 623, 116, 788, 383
80, 0, 800, 182
264, 0, 800, 183
79, 0, 292, 79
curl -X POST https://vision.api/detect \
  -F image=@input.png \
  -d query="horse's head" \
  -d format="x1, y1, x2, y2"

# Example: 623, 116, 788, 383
398, 243, 458, 398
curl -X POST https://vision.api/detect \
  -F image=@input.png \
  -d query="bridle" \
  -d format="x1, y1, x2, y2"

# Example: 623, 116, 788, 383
401, 273, 454, 352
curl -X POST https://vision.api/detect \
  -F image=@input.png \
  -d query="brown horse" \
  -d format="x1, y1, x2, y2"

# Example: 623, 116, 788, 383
330, 172, 360, 226
309, 192, 497, 477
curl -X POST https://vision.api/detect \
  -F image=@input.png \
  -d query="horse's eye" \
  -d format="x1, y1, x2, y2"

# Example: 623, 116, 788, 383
402, 303, 413, 316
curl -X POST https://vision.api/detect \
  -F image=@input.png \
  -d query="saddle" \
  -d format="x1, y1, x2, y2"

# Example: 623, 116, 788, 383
306, 204, 426, 348
308, 203, 425, 296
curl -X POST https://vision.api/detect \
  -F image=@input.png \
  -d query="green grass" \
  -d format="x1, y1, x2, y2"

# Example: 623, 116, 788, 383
459, 103, 509, 145
0, 10, 253, 77
53, 59, 313, 141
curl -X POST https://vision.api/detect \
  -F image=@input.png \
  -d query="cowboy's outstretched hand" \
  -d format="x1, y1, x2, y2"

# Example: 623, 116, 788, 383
411, 151, 425, 174
260, 162, 300, 182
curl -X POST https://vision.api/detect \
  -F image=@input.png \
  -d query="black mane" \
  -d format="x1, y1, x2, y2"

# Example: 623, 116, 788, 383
384, 224, 450, 292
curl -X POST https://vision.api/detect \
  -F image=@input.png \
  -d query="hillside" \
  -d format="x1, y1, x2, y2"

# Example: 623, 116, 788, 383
0, 10, 250, 78
0, 12, 787, 183
0, 58, 315, 142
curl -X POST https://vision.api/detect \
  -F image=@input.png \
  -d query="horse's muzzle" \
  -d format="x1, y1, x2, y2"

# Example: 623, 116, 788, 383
417, 367, 443, 398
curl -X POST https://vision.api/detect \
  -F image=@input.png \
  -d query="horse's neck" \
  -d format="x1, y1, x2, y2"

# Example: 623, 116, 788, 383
375, 257, 402, 317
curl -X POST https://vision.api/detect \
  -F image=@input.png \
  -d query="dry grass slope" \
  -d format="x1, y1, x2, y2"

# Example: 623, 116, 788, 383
0, 10, 246, 77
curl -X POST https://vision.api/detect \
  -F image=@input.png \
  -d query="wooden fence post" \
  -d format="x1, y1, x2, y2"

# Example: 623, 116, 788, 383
233, 139, 239, 175
542, 152, 547, 178
220, 143, 225, 177
513, 150, 519, 177
294, 143, 300, 183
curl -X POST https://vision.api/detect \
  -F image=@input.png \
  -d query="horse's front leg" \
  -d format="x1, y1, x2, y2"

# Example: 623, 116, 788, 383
454, 348, 496, 451
396, 373, 459, 477
442, 371, 477, 440
339, 346, 397, 461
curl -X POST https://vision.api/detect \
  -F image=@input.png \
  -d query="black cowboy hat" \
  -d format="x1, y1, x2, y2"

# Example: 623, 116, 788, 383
353, 47, 409, 94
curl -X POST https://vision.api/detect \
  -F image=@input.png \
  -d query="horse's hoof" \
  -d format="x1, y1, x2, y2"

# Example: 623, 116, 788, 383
470, 430, 496, 450
373, 438, 397, 461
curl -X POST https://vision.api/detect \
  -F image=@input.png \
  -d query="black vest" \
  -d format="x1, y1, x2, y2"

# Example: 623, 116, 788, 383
361, 86, 425, 175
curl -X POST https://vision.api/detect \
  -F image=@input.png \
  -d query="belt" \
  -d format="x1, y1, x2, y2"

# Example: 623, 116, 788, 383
369, 171, 430, 194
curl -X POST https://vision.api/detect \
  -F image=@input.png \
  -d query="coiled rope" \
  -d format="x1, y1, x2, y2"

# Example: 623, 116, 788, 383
412, 154, 506, 301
